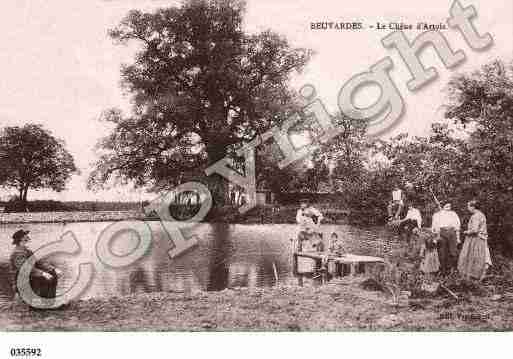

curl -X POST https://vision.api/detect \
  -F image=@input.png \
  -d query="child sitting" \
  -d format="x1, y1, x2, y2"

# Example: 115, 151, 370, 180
311, 233, 325, 252
328, 232, 345, 255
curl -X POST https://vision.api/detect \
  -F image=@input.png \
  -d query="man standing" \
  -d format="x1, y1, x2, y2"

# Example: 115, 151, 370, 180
387, 186, 405, 221
431, 203, 461, 275
296, 199, 323, 231
398, 201, 422, 245
296, 199, 324, 251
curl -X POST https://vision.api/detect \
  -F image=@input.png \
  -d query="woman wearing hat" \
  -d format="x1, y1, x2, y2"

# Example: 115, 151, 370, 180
9, 229, 61, 305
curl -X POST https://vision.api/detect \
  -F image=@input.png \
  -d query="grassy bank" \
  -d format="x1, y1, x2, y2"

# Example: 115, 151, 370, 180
1, 279, 512, 331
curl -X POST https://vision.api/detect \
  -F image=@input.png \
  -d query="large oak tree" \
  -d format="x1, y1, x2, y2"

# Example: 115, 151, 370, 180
89, 0, 312, 204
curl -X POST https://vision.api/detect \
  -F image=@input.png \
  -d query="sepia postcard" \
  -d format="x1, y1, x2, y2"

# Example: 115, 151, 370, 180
1, 0, 512, 357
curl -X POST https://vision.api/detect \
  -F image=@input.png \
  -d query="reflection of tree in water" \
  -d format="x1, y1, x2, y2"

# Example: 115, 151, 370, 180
128, 265, 159, 294
0, 262, 15, 301
207, 224, 233, 291
255, 245, 286, 288
118, 224, 293, 294
153, 265, 164, 293
169, 191, 202, 221
206, 225, 290, 290
229, 263, 250, 288
142, 233, 206, 293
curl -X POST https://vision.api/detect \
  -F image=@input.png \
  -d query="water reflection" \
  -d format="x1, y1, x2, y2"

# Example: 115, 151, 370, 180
129, 266, 153, 294
0, 263, 15, 300
207, 224, 232, 291
0, 222, 386, 303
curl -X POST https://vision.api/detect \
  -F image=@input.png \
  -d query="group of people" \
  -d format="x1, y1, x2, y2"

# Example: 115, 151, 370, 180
294, 189, 493, 282
388, 186, 492, 281
8, 191, 493, 310
295, 199, 344, 254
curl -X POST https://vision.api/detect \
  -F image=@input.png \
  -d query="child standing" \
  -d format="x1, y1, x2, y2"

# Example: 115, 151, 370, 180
414, 228, 440, 275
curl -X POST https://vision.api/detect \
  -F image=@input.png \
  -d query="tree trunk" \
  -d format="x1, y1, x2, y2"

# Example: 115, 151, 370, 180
22, 185, 29, 203
205, 140, 229, 209
17, 184, 29, 212
207, 224, 231, 290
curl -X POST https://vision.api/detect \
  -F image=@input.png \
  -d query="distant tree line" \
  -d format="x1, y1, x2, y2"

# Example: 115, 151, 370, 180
1, 199, 146, 213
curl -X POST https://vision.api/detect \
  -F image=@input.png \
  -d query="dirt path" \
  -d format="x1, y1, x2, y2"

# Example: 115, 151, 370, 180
1, 280, 511, 331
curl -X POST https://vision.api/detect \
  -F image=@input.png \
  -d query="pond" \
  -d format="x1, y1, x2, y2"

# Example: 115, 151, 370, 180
0, 222, 388, 304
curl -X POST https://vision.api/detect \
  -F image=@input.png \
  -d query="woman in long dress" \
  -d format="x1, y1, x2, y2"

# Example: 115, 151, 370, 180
457, 200, 492, 281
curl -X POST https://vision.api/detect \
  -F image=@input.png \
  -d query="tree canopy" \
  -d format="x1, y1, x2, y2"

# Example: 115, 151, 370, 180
0, 124, 78, 206
345, 59, 513, 254
89, 0, 312, 201
444, 59, 513, 246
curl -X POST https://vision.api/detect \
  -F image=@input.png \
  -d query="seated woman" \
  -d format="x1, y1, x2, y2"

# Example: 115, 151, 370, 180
10, 229, 61, 308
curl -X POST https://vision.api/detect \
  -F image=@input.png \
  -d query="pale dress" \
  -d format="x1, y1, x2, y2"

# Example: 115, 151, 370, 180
458, 210, 492, 279
294, 230, 324, 273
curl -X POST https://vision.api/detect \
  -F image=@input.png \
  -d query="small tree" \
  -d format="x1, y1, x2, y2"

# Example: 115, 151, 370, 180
0, 124, 78, 209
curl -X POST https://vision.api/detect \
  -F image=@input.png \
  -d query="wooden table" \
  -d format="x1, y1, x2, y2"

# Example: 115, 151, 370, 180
292, 251, 385, 285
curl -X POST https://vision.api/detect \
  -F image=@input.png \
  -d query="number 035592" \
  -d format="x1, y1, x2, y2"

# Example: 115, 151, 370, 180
10, 348, 42, 357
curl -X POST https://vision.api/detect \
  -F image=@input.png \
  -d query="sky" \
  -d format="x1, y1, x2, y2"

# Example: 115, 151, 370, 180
0, 0, 511, 201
